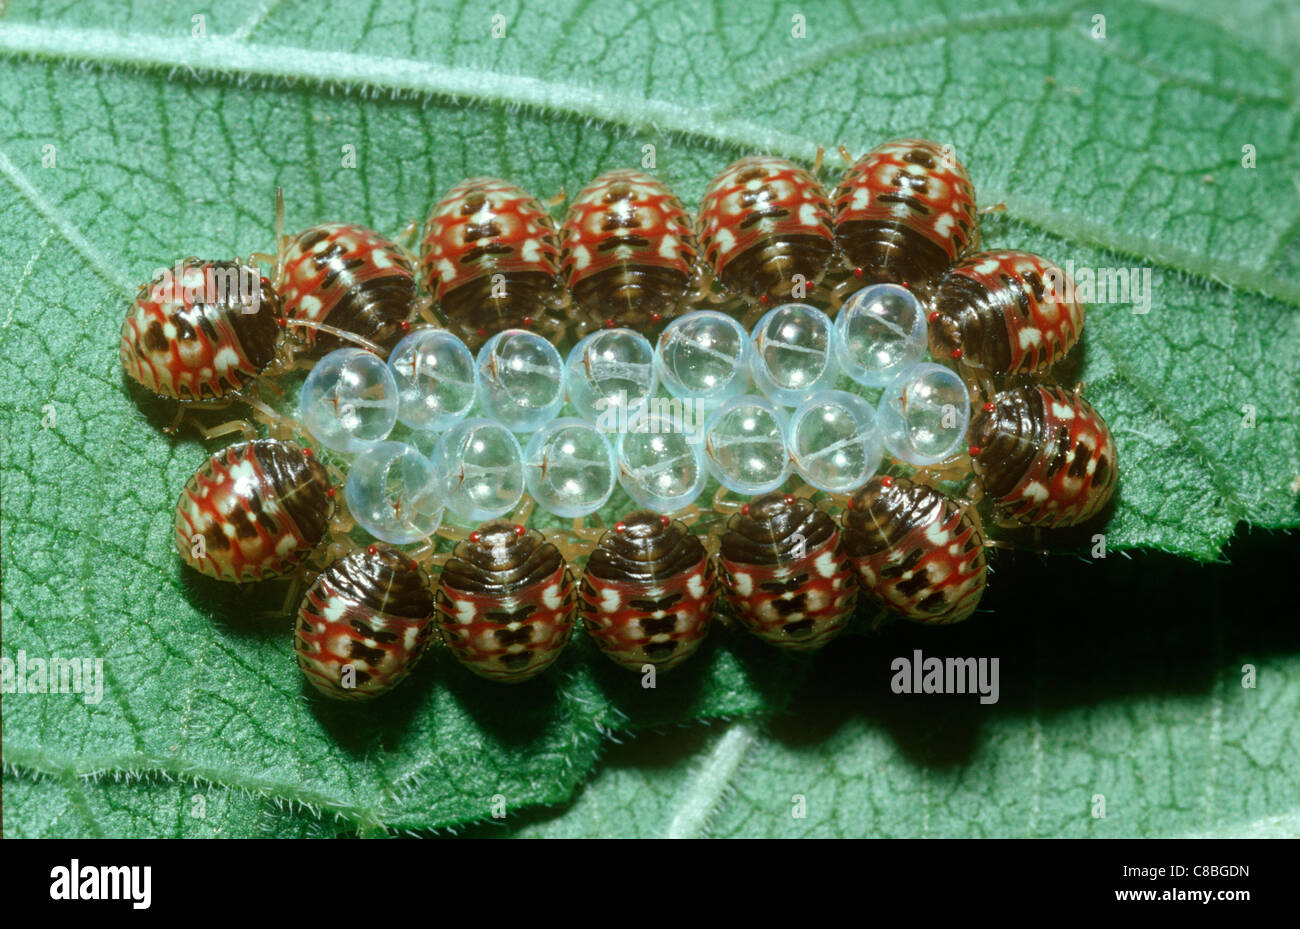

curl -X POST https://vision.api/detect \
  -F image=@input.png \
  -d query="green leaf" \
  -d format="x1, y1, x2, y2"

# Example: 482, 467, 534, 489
3, 766, 360, 838
2, 0, 1298, 836
480, 533, 1300, 838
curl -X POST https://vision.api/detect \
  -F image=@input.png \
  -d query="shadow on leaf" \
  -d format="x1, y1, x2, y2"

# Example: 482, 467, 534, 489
763, 527, 1299, 767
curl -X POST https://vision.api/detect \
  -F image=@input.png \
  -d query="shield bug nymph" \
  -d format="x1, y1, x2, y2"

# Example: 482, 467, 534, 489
718, 492, 857, 650
435, 521, 577, 683
296, 544, 437, 700
174, 438, 335, 584
841, 475, 988, 625
579, 512, 717, 672
968, 384, 1118, 528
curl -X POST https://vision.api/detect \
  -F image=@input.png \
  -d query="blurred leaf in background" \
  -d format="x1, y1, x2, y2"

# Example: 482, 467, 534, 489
1, 0, 1297, 837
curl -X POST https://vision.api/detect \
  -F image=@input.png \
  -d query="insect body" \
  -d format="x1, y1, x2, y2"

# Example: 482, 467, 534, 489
579, 512, 716, 672
435, 521, 577, 683
420, 177, 564, 349
833, 138, 978, 298
697, 156, 834, 306
559, 169, 698, 332
120, 258, 280, 402
717, 492, 856, 650
930, 250, 1084, 375
276, 223, 418, 353
295, 545, 436, 700
969, 384, 1118, 527
841, 475, 987, 625
174, 439, 334, 582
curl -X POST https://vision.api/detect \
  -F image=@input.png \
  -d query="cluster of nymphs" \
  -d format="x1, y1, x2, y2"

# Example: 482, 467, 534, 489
120, 138, 1118, 701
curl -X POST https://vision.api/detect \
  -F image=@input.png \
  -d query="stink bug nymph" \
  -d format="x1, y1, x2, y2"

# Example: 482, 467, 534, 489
718, 492, 857, 650
174, 439, 335, 583
841, 475, 988, 625
420, 177, 565, 349
697, 155, 835, 307
930, 250, 1084, 376
560, 169, 699, 333
969, 384, 1118, 528
120, 258, 281, 403
296, 544, 436, 700
579, 512, 717, 672
276, 221, 421, 354
435, 521, 577, 683
833, 138, 979, 299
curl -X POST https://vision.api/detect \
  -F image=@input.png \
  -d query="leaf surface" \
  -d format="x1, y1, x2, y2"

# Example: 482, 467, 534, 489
2, 0, 1297, 835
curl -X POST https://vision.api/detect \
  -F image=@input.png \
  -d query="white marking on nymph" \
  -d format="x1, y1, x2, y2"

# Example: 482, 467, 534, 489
214, 347, 241, 372
924, 520, 950, 546
228, 459, 257, 485
298, 294, 322, 319
1022, 481, 1050, 502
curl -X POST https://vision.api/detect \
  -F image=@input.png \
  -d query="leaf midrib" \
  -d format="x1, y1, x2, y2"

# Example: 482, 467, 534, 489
1, 18, 1298, 307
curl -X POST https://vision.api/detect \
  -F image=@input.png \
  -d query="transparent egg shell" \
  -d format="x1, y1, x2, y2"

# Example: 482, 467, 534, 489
749, 303, 839, 406
877, 362, 972, 466
432, 418, 525, 522
616, 410, 708, 513
299, 348, 399, 454
834, 284, 928, 388
566, 328, 658, 426
786, 390, 883, 492
387, 327, 477, 432
475, 329, 567, 433
523, 418, 617, 518
702, 396, 792, 495
345, 441, 445, 544
655, 310, 753, 409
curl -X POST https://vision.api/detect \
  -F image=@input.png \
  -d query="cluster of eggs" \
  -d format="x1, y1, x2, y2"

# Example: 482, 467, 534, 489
119, 138, 1118, 701
304, 285, 971, 539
